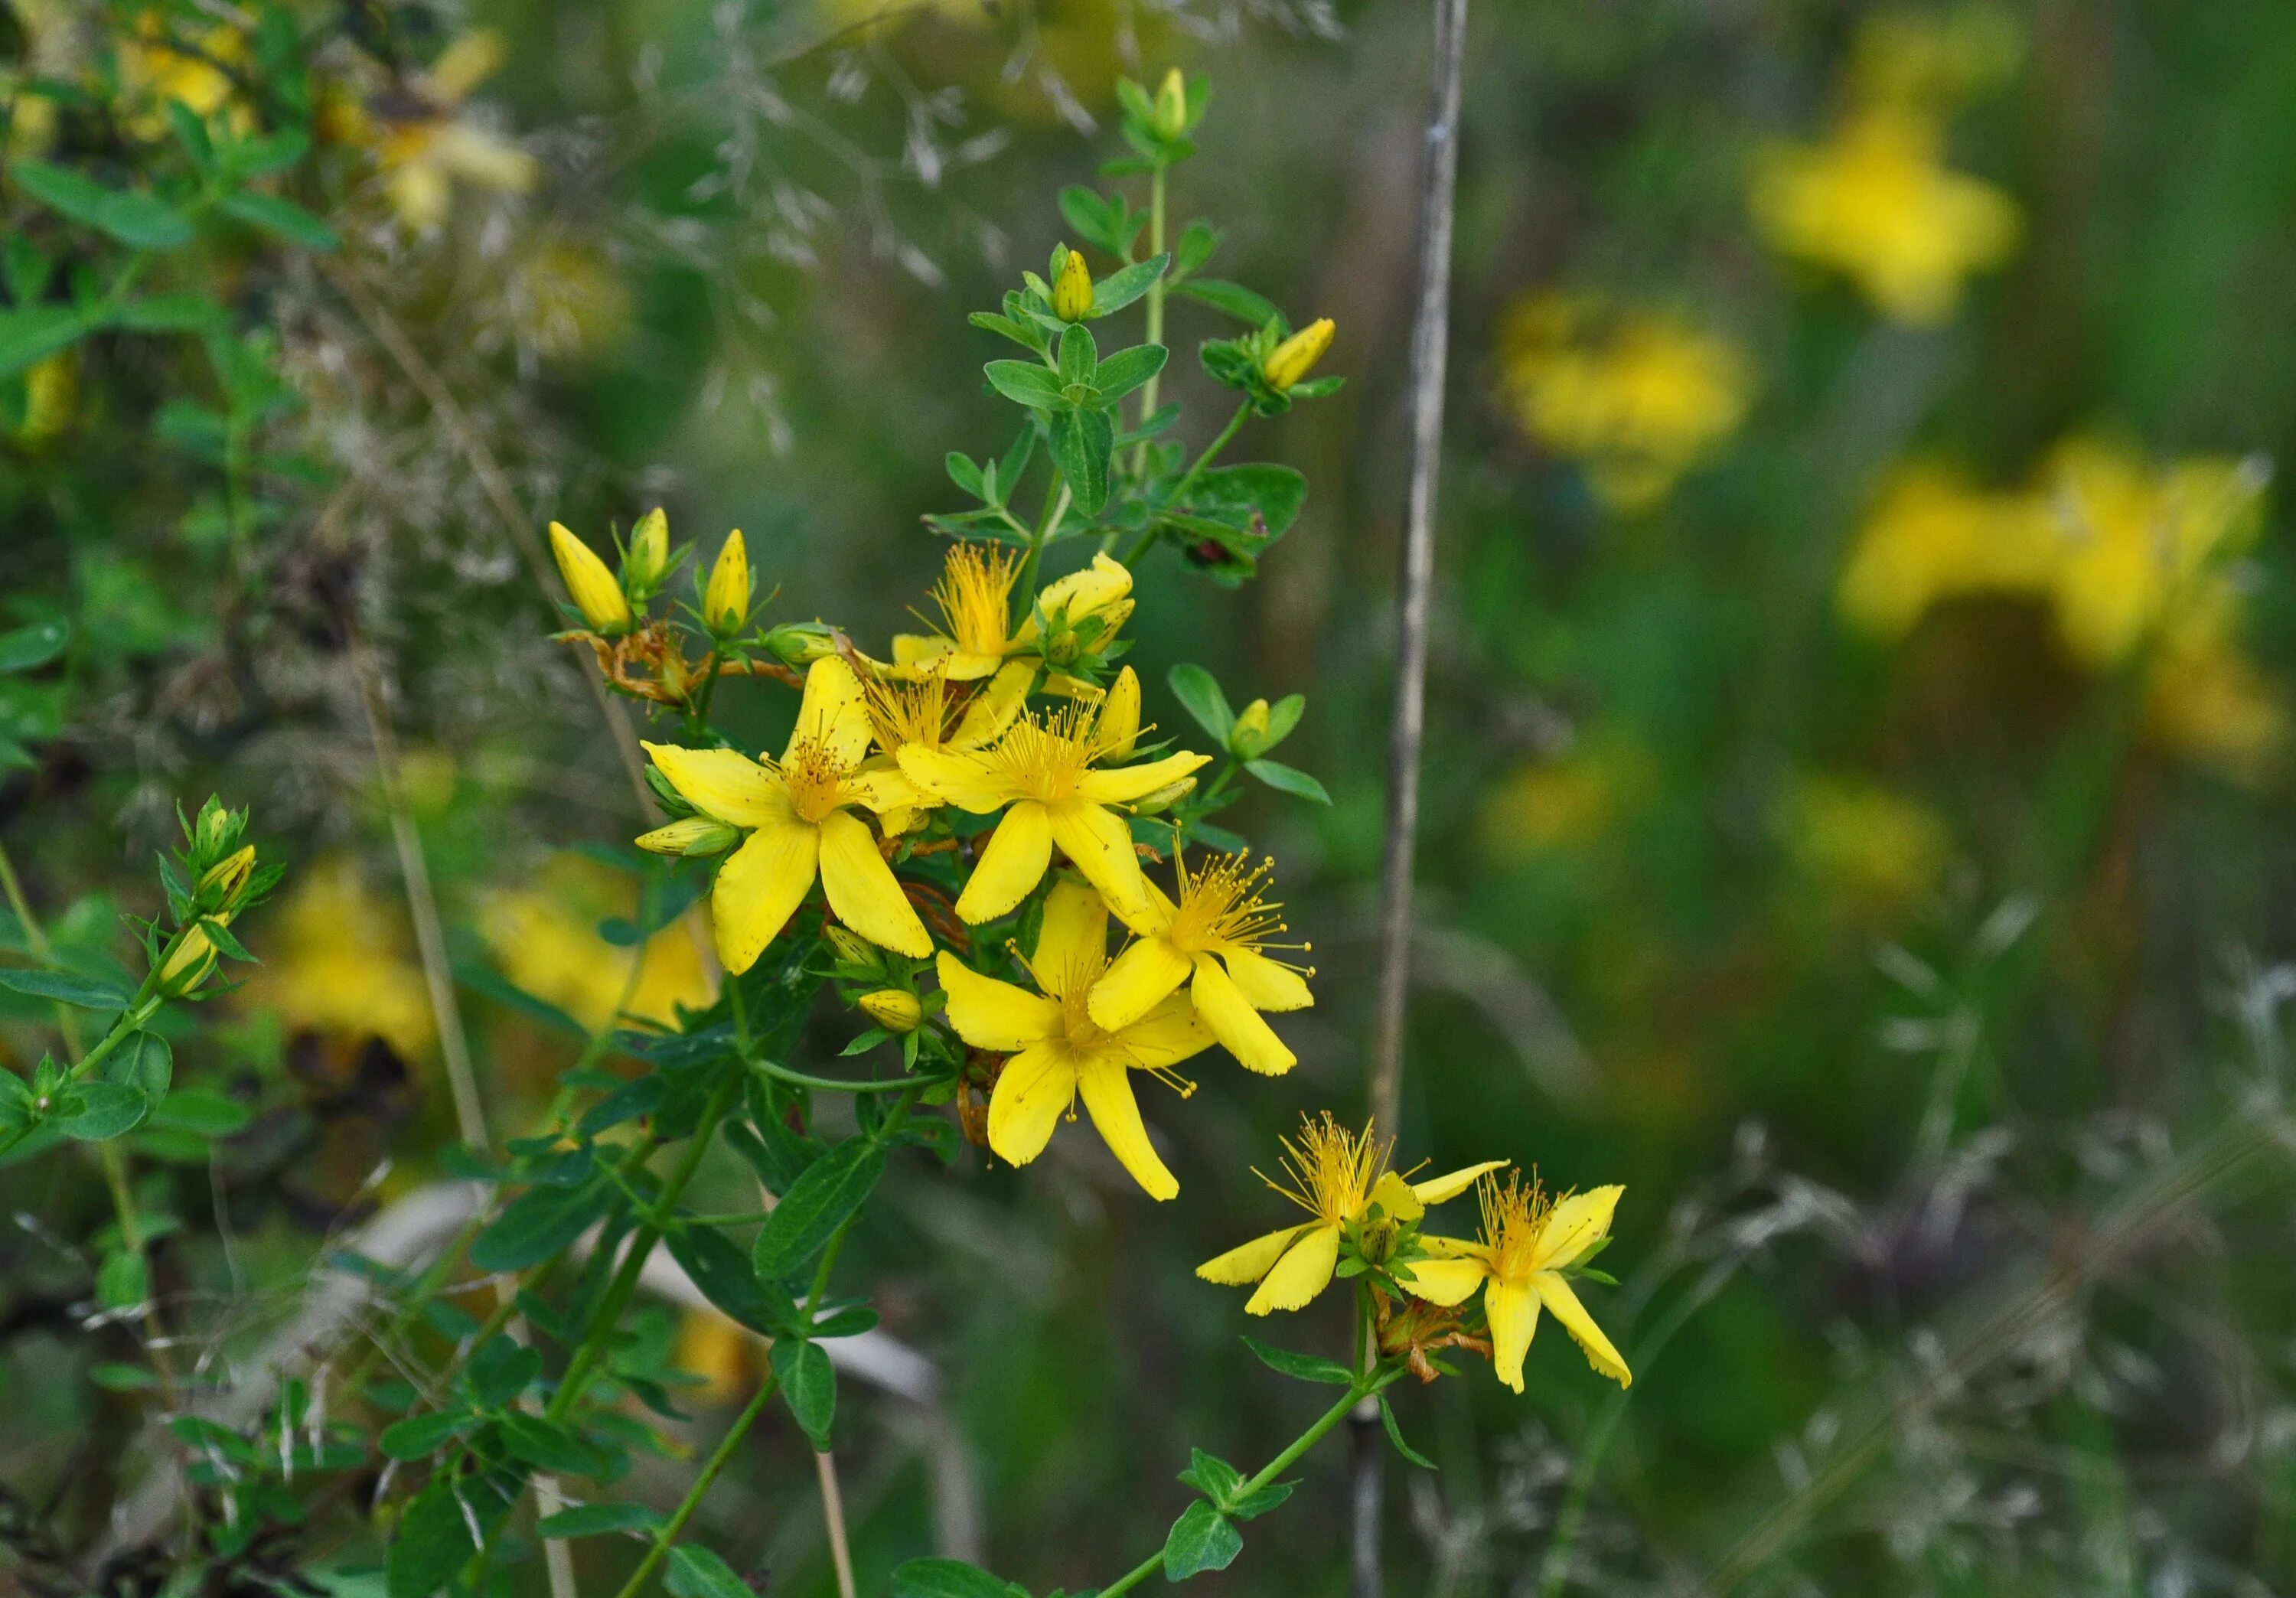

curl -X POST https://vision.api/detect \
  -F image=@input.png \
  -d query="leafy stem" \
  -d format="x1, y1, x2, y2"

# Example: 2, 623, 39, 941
1016, 468, 1071, 611
1122, 400, 1250, 566
1129, 163, 1169, 477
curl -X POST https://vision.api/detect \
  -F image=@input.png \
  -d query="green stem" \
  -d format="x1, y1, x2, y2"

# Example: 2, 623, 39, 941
746, 1053, 918, 1095
608, 1370, 781, 1598
1122, 401, 1250, 567
1129, 162, 1169, 478
1015, 471, 1071, 611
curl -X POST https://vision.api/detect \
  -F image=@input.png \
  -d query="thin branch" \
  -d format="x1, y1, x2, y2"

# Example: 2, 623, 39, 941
814, 1448, 859, 1598
1358, 4, 1471, 1594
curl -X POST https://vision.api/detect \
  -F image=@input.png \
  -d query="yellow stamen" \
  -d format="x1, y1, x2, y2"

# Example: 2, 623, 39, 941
925, 543, 1021, 657
864, 671, 959, 754
980, 705, 1105, 803
1479, 1169, 1554, 1284
1261, 1113, 1389, 1228
778, 737, 850, 824
1164, 853, 1313, 976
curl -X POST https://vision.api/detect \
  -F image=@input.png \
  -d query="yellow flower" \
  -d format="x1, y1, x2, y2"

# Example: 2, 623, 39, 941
1407, 1172, 1631, 1391
1784, 776, 1952, 916
896, 700, 1208, 924
548, 521, 633, 634
641, 657, 931, 973
2146, 584, 2287, 780
1264, 318, 1334, 390
675, 1308, 753, 1404
1053, 248, 1094, 322
236, 857, 432, 1061
1089, 852, 1313, 1076
936, 879, 1212, 1200
1196, 1114, 1503, 1315
368, 31, 539, 230
114, 15, 253, 141
858, 660, 1033, 834
1498, 292, 1750, 511
1752, 104, 2018, 325
478, 858, 717, 1033
703, 530, 752, 636
889, 545, 1133, 682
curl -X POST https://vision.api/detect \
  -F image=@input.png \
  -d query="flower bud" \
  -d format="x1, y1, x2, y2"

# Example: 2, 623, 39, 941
197, 844, 256, 915
549, 521, 634, 634
158, 925, 218, 996
635, 817, 741, 857
703, 529, 752, 638
1264, 318, 1335, 390
1130, 776, 1196, 816
857, 990, 924, 1034
761, 621, 839, 664
623, 507, 671, 598
1152, 68, 1188, 141
1228, 698, 1271, 758
1053, 247, 1094, 323
823, 925, 881, 969
1097, 666, 1141, 760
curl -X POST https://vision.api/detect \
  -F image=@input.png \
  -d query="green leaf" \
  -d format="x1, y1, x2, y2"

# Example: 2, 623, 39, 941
752, 1141, 884, 1279
219, 191, 339, 251
101, 1031, 172, 1100
9, 159, 192, 249
455, 960, 589, 1040
664, 1220, 796, 1337
770, 1338, 836, 1449
1055, 322, 1098, 388
57, 1081, 148, 1140
1244, 758, 1331, 804
1227, 1479, 1293, 1521
497, 1412, 603, 1476
1261, 693, 1306, 752
0, 306, 86, 380
983, 360, 1066, 409
536, 1502, 667, 1538
387, 1462, 523, 1598
890, 1558, 1031, 1598
90, 1361, 158, 1391
0, 966, 131, 1009
235, 128, 311, 176
1187, 463, 1308, 538
148, 1088, 250, 1135
471, 1176, 616, 1273
116, 294, 228, 333
1172, 220, 1221, 280
97, 1247, 149, 1309
1057, 185, 1120, 254
1166, 664, 1236, 742
0, 619, 68, 674
1174, 279, 1281, 326
1161, 1499, 1244, 1580
379, 1410, 479, 1462
664, 1544, 756, 1598
1046, 405, 1114, 517
1176, 1447, 1242, 1504
464, 1335, 543, 1409
1378, 1392, 1436, 1469
1087, 252, 1169, 318
1240, 1335, 1354, 1385
1091, 344, 1167, 405
945, 452, 986, 501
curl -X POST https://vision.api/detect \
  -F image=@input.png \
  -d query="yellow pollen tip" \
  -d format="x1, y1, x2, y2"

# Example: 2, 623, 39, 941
930, 543, 1022, 656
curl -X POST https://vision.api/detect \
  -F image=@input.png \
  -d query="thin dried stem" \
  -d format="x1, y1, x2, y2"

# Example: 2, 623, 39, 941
814, 1448, 859, 1598
1358, 3, 1471, 1593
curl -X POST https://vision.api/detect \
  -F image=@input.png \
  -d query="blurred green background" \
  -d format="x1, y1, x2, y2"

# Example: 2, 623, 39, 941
8, 0, 2296, 1593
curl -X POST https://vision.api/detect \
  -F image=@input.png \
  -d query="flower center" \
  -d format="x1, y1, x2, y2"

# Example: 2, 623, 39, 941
1479, 1169, 1553, 1284
981, 706, 1099, 804
864, 673, 956, 755
1166, 851, 1291, 957
928, 543, 1020, 657
780, 737, 850, 824
1263, 1113, 1387, 1228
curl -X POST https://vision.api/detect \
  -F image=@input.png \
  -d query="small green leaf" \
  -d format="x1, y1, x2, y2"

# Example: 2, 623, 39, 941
1056, 322, 1098, 388
1091, 344, 1166, 405
1161, 1499, 1243, 1581
90, 1362, 158, 1391
464, 1334, 543, 1409
147, 1088, 250, 1136
664, 1544, 756, 1598
1087, 252, 1168, 318
1176, 1447, 1242, 1505
770, 1338, 837, 1449
497, 1411, 603, 1476
116, 294, 229, 333
752, 1140, 885, 1279
1166, 664, 1236, 743
471, 1176, 617, 1273
1174, 278, 1281, 326
890, 1558, 1031, 1598
1046, 405, 1114, 517
101, 1031, 172, 1099
983, 360, 1066, 409
378, 1409, 479, 1462
536, 1502, 667, 1538
1244, 758, 1331, 804
0, 966, 131, 1010
0, 618, 70, 673
57, 1081, 148, 1140
1378, 1392, 1436, 1469
945, 452, 986, 501
97, 1247, 149, 1309
0, 306, 86, 380
218, 191, 339, 251
1240, 1335, 1354, 1385
664, 1221, 796, 1337
9, 158, 192, 249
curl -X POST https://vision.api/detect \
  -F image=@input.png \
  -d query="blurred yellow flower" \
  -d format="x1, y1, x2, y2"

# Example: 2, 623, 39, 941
2, 349, 78, 447
478, 858, 716, 1034
1479, 739, 1651, 858
113, 13, 254, 141
507, 236, 634, 362
1498, 293, 1750, 512
2147, 585, 2288, 778
1783, 776, 1952, 915
674, 1307, 754, 1404
1753, 104, 2018, 325
237, 857, 433, 1061
338, 31, 538, 230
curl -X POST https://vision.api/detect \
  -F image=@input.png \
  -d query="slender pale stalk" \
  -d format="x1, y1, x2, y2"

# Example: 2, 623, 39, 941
1358, 4, 1471, 1593
1129, 163, 1169, 478
814, 1449, 859, 1598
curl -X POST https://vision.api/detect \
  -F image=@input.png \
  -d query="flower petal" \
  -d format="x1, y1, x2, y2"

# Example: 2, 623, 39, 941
1486, 1278, 1542, 1394
1075, 1057, 1178, 1201
934, 951, 1056, 1051
1197, 1224, 1313, 1287
1409, 1160, 1509, 1207
644, 742, 789, 829
1189, 952, 1296, 1075
787, 657, 874, 767
1029, 553, 1133, 634
1244, 1224, 1342, 1315
1116, 992, 1215, 1069
954, 801, 1052, 924
1534, 1274, 1631, 1387
1032, 877, 1108, 994
709, 818, 817, 975
1533, 1185, 1624, 1273
1076, 750, 1212, 806
952, 659, 1035, 748
897, 745, 1011, 814
815, 810, 931, 957
1048, 801, 1149, 918
1088, 934, 1193, 1032
891, 633, 953, 669
986, 1042, 1076, 1168
839, 761, 923, 817
1110, 877, 1179, 938
1219, 944, 1313, 1013
1395, 1255, 1487, 1308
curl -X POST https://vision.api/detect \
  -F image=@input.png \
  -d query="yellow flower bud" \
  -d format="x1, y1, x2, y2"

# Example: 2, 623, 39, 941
1097, 666, 1141, 760
624, 507, 670, 596
1264, 318, 1335, 390
197, 844, 256, 912
634, 817, 740, 857
158, 925, 217, 995
857, 989, 924, 1034
823, 925, 879, 967
1053, 247, 1094, 323
548, 521, 634, 634
1152, 68, 1188, 140
1130, 776, 1197, 816
703, 529, 752, 636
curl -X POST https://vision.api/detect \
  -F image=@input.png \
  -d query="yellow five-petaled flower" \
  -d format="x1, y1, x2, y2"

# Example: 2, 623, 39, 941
889, 544, 1134, 683
1196, 1115, 1503, 1315
937, 880, 1212, 1199
1407, 1172, 1632, 1391
638, 657, 929, 973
